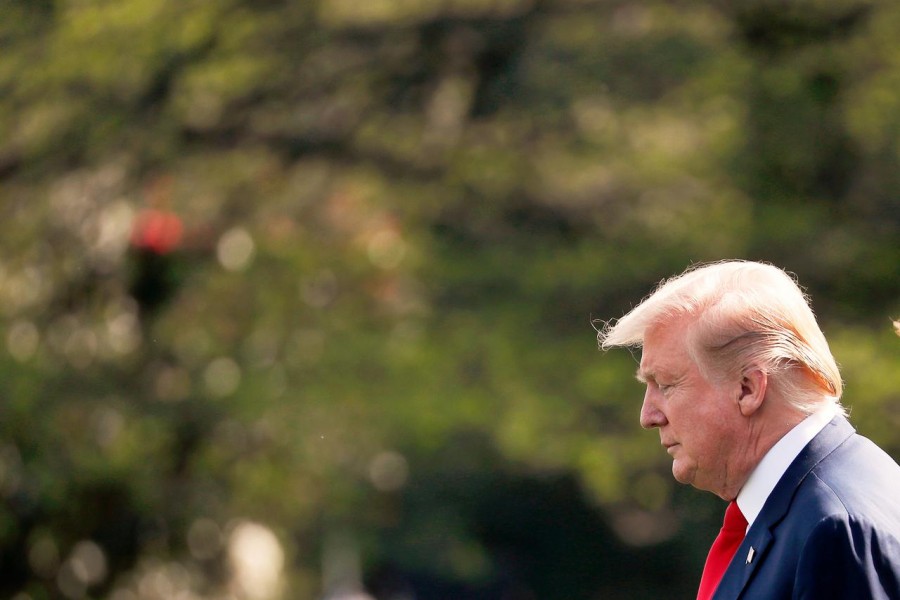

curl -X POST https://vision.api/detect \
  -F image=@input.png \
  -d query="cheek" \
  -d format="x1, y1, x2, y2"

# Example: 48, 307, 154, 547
693, 410, 739, 463
682, 399, 729, 454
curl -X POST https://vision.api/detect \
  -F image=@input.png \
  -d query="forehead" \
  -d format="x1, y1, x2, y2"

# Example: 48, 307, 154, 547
638, 319, 694, 379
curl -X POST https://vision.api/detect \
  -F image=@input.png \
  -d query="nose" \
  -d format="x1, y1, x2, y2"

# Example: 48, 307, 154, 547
639, 387, 667, 429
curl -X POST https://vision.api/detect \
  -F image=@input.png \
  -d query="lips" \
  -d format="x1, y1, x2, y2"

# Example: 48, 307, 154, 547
663, 442, 679, 453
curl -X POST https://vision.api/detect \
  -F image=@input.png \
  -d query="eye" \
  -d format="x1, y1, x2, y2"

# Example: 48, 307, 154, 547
657, 383, 672, 394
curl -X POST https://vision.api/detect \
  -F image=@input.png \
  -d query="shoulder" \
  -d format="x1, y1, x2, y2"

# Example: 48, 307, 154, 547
792, 511, 900, 599
735, 427, 900, 598
789, 436, 900, 597
794, 431, 900, 530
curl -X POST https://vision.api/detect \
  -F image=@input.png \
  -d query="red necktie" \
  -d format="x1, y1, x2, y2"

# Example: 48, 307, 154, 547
697, 501, 748, 600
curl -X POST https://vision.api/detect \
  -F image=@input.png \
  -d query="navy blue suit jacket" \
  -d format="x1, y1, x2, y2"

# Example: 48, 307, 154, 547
714, 416, 900, 599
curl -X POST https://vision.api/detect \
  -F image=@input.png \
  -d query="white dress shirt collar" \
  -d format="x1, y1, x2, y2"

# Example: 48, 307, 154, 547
736, 407, 837, 530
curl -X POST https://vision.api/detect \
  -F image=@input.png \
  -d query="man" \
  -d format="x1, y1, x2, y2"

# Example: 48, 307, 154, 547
597, 260, 900, 599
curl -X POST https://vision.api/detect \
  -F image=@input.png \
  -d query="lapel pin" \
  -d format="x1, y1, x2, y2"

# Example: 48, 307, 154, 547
746, 546, 755, 565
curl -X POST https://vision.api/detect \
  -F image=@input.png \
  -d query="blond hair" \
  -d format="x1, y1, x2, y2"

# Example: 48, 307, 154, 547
598, 260, 844, 415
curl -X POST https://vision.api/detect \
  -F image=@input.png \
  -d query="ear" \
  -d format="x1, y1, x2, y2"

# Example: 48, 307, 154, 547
737, 367, 767, 417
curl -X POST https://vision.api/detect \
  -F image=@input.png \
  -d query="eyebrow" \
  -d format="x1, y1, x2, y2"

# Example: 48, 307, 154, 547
635, 368, 653, 384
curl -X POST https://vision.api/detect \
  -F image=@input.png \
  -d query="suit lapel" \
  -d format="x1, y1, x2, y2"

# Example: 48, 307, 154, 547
712, 416, 855, 599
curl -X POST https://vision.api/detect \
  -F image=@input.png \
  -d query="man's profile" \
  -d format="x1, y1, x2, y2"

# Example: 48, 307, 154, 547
598, 260, 900, 599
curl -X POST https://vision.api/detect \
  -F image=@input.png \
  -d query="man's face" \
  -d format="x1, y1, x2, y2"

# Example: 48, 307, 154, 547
637, 319, 746, 499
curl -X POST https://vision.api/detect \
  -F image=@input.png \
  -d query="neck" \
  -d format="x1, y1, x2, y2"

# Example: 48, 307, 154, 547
718, 401, 808, 501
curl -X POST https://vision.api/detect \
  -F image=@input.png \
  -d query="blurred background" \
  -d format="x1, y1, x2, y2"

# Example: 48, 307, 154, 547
1, 0, 899, 598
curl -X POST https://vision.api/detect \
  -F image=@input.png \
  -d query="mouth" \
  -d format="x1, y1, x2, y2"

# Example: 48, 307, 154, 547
663, 442, 679, 454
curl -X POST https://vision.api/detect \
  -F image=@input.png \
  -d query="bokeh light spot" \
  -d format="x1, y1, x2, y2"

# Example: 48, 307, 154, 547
217, 227, 256, 271
368, 450, 409, 492
228, 521, 284, 600
204, 357, 242, 398
7, 320, 39, 362
187, 518, 223, 561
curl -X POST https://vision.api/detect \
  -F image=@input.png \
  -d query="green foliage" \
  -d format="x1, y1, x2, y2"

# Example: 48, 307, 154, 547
0, 0, 898, 598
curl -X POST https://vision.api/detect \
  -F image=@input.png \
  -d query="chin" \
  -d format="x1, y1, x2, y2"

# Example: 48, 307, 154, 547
671, 462, 696, 486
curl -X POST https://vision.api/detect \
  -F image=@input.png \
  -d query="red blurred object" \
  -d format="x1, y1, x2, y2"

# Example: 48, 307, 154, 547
130, 209, 183, 254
